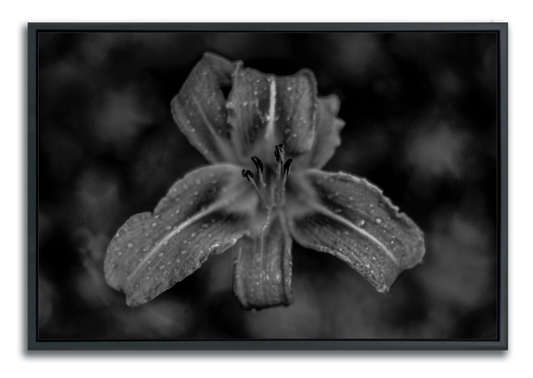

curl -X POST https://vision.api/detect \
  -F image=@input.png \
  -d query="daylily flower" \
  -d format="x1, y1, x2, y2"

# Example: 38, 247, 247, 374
104, 52, 425, 310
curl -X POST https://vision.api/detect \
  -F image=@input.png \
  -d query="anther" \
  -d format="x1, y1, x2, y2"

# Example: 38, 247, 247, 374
241, 169, 254, 181
274, 143, 284, 163
283, 158, 293, 176
251, 156, 263, 173
251, 156, 266, 188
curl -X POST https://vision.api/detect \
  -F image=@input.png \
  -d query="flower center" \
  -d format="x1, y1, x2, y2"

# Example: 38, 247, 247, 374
241, 144, 292, 225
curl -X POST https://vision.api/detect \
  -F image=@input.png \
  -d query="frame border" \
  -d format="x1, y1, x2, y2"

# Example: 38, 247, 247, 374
13, 16, 516, 364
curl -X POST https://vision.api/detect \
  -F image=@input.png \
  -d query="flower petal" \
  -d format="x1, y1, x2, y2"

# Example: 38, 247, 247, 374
104, 164, 261, 307
294, 95, 345, 169
232, 214, 293, 310
227, 67, 317, 162
170, 53, 239, 164
287, 170, 425, 293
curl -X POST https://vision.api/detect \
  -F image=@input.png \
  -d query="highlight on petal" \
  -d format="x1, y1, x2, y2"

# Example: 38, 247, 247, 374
294, 95, 345, 169
104, 164, 262, 307
227, 67, 318, 163
287, 170, 425, 293
171, 52, 239, 164
232, 214, 293, 310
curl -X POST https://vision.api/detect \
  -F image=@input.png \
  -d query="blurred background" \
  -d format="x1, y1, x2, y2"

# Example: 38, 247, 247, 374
37, 31, 499, 340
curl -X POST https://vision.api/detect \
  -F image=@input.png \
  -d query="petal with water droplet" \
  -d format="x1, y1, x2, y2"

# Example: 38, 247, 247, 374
294, 95, 345, 169
286, 170, 425, 292
170, 53, 239, 164
104, 164, 261, 307
231, 214, 293, 310
227, 67, 317, 163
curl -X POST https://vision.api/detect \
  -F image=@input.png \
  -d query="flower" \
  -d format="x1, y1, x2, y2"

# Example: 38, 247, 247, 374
104, 52, 425, 310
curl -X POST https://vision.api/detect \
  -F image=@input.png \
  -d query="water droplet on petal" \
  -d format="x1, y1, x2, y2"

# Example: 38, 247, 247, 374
151, 222, 157, 227
375, 218, 382, 224
357, 219, 366, 227
127, 243, 133, 248
180, 250, 187, 255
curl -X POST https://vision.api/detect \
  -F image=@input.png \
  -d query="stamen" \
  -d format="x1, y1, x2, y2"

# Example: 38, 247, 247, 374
283, 158, 293, 176
241, 169, 254, 181
273, 144, 291, 207
251, 156, 263, 173
274, 143, 285, 163
251, 156, 266, 188
242, 168, 268, 211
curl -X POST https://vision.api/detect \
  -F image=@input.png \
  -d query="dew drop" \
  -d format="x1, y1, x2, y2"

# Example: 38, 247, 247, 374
165, 226, 172, 231
348, 196, 354, 201
151, 222, 157, 227
127, 243, 133, 248
357, 219, 366, 227
180, 250, 187, 255
193, 191, 199, 196
292, 133, 297, 138
175, 209, 180, 215
159, 265, 165, 270
176, 258, 181, 263
183, 239, 188, 244
375, 218, 382, 224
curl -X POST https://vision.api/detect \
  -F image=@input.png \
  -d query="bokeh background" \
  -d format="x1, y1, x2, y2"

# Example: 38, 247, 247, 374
37, 31, 499, 340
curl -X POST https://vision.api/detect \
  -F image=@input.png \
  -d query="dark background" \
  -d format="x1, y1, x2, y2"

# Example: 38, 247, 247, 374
37, 31, 499, 340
